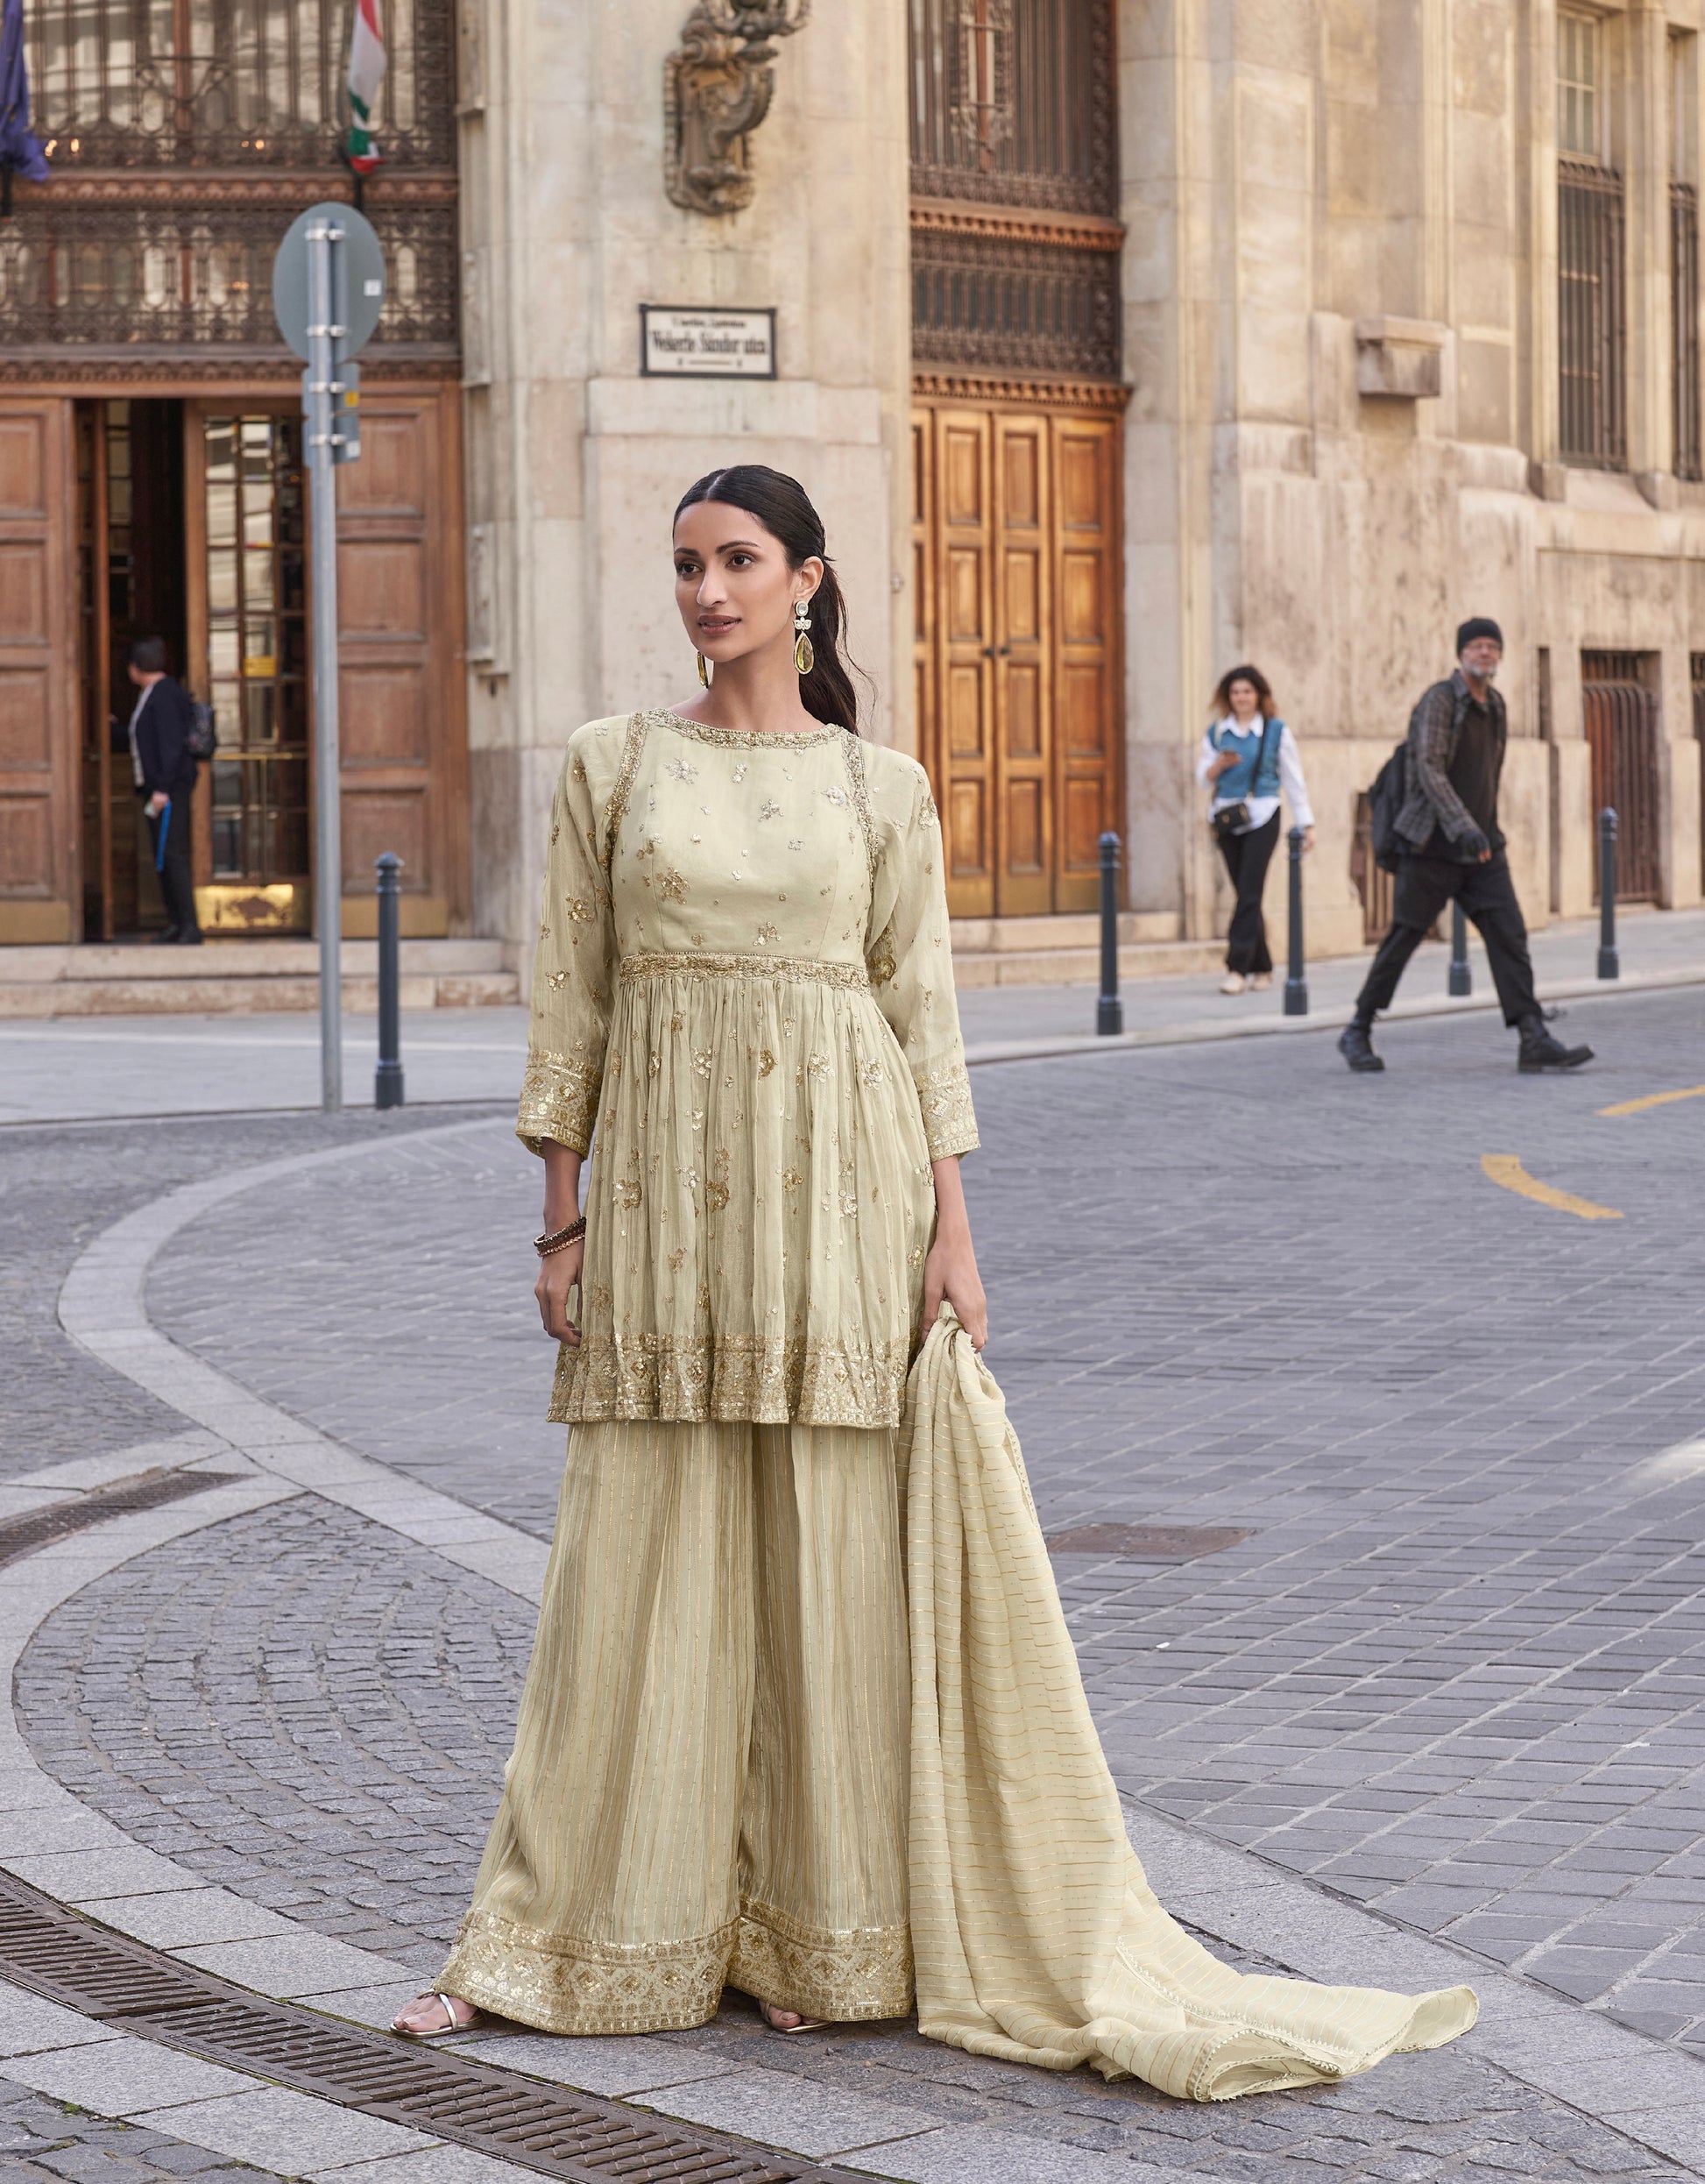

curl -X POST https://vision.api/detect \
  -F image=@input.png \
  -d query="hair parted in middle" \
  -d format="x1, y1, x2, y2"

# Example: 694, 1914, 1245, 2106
673, 464, 868, 734
1211, 663, 1275, 720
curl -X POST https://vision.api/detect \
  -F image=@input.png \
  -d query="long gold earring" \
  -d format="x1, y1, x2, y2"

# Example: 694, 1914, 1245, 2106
793, 599, 814, 677
697, 651, 711, 688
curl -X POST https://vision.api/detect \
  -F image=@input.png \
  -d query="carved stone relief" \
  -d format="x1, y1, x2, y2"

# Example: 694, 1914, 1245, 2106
663, 0, 810, 216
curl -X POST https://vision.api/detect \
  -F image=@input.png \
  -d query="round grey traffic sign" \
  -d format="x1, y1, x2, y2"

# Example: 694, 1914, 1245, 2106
272, 201, 386, 362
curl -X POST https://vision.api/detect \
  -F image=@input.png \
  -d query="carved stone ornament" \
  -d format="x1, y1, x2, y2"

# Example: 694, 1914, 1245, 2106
663, 0, 810, 216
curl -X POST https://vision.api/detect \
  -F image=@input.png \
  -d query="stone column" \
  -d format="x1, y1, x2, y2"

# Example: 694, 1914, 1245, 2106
460, 0, 912, 958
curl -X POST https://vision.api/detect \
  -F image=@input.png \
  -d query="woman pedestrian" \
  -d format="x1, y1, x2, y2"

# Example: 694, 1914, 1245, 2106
1198, 664, 1314, 994
390, 466, 1475, 2097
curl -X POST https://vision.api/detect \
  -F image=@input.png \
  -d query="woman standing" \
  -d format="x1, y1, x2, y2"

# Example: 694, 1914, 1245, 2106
1198, 665, 1314, 995
394, 464, 985, 2039
390, 469, 1475, 2097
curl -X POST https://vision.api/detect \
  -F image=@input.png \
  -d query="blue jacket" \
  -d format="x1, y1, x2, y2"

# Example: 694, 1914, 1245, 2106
1210, 718, 1284, 804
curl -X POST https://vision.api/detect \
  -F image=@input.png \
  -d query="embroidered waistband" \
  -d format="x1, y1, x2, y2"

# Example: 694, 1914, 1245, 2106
619, 952, 870, 992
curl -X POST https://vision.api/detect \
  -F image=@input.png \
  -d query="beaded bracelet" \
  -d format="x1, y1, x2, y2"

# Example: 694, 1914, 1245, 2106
534, 1216, 587, 1258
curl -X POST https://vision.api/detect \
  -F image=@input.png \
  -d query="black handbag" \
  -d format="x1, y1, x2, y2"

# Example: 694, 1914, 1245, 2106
1211, 719, 1276, 842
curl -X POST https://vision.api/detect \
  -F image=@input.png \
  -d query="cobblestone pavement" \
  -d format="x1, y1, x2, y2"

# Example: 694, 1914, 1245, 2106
13, 1500, 1691, 2181
11, 989, 1705, 2178
0, 1106, 506, 1481
0, 2074, 279, 2180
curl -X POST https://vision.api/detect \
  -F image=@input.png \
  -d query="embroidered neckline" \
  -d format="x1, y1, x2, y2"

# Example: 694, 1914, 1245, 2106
653, 709, 845, 751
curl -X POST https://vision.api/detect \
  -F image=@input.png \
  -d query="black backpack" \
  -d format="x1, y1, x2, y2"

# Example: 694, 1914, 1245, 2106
1367, 740, 1409, 872
185, 698, 218, 762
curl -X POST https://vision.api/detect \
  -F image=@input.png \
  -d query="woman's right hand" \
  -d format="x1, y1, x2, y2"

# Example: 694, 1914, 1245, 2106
1207, 747, 1239, 780
535, 1236, 584, 1345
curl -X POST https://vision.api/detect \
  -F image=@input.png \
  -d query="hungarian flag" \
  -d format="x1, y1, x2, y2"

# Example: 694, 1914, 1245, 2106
345, 0, 386, 175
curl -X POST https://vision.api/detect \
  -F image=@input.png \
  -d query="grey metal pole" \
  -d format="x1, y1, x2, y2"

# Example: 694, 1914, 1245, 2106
1596, 808, 1619, 980
1096, 831, 1123, 1034
1283, 826, 1308, 1016
1448, 899, 1472, 996
375, 853, 404, 1109
308, 214, 343, 1110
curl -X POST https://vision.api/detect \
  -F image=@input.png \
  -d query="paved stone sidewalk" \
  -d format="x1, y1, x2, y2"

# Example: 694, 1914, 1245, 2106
8, 989, 1705, 2179
0, 2074, 280, 2180
134, 988, 1705, 2057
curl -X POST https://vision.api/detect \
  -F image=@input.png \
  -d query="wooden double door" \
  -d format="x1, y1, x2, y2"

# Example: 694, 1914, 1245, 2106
912, 400, 1122, 918
0, 385, 468, 945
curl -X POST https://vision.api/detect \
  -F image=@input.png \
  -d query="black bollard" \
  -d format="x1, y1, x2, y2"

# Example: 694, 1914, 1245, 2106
375, 852, 405, 1109
1282, 826, 1308, 1016
1596, 809, 1619, 980
1448, 899, 1472, 996
1096, 831, 1123, 1035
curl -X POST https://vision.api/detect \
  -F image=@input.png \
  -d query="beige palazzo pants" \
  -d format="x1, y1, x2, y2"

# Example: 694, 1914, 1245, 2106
437, 1419, 914, 2034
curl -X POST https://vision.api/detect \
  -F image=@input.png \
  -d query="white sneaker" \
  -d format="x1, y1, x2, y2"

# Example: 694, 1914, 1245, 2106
1219, 972, 1247, 996
1249, 972, 1273, 991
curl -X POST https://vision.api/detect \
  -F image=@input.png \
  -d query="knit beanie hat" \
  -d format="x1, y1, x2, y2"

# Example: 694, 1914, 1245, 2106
1456, 616, 1503, 654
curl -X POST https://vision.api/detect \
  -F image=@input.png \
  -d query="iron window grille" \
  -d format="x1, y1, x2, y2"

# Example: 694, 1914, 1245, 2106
1673, 181, 1701, 481
1581, 651, 1660, 901
910, 223, 1120, 378
25, 0, 453, 169
1558, 156, 1627, 470
909, 0, 1116, 216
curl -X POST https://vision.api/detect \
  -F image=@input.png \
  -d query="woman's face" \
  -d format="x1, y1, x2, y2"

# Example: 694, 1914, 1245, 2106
1227, 678, 1261, 721
673, 500, 820, 669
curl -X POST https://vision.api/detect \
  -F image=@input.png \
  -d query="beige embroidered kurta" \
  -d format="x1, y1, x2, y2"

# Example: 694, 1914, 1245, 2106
517, 708, 979, 1429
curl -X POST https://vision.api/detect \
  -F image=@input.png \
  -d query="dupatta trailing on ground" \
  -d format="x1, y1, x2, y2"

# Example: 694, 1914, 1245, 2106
897, 1310, 1478, 2102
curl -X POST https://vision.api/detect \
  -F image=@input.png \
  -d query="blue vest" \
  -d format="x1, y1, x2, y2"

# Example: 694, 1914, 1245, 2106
1213, 719, 1284, 803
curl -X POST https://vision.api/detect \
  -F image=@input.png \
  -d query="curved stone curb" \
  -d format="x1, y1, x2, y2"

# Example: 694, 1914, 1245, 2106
57, 1121, 548, 1606
39, 1124, 1705, 2180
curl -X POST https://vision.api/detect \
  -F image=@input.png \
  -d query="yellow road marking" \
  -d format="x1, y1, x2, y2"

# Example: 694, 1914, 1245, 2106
1481, 1154, 1623, 1222
1598, 1083, 1705, 1117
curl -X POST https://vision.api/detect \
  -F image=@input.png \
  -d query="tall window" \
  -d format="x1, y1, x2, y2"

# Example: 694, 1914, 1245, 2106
1557, 12, 1626, 468
1673, 35, 1701, 482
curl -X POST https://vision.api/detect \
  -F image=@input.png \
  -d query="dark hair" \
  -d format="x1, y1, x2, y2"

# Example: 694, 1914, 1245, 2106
1212, 663, 1273, 720
131, 635, 169, 676
673, 464, 867, 733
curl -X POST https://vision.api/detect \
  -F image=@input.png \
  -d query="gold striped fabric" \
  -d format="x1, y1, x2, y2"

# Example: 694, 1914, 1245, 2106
437, 1418, 914, 2032
900, 1308, 1479, 2100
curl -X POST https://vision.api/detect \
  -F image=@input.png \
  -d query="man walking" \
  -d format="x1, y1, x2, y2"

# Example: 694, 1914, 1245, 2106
126, 636, 203, 945
1339, 618, 1590, 1074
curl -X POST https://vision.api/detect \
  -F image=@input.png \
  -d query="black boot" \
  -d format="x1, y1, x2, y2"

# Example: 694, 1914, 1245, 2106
1518, 1015, 1593, 1072
1338, 1020, 1384, 1074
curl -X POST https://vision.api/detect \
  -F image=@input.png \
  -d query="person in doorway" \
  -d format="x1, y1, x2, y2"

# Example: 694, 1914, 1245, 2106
126, 637, 202, 946
1197, 664, 1314, 994
1340, 619, 1590, 1074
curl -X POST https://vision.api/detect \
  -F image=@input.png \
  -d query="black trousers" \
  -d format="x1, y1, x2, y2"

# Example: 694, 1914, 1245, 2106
145, 798, 200, 938
1214, 811, 1281, 975
1355, 850, 1539, 1029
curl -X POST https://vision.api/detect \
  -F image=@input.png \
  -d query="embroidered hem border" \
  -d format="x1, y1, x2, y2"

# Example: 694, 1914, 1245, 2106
550, 1332, 912, 1427
438, 1904, 913, 2035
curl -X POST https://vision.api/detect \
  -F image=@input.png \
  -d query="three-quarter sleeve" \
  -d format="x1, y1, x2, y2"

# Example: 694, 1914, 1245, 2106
864, 750, 979, 1160
516, 731, 619, 1157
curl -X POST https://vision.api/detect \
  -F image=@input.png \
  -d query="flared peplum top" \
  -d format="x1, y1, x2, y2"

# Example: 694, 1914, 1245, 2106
518, 709, 980, 1430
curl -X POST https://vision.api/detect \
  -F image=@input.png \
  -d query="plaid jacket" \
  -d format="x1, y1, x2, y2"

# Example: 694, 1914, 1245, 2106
1395, 670, 1504, 849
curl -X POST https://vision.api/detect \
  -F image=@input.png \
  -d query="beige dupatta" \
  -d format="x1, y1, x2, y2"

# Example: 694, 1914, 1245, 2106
898, 1310, 1478, 2102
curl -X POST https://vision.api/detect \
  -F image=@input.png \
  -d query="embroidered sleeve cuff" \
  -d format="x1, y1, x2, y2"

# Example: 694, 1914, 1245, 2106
914, 1059, 980, 1160
517, 1050, 603, 1158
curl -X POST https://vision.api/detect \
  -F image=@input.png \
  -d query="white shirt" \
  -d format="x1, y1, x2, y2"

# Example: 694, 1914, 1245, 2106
1196, 716, 1314, 832
126, 681, 153, 790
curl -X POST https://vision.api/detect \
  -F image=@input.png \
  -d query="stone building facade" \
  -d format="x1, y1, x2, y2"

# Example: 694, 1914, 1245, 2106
468, 0, 1705, 968
3, 0, 1701, 968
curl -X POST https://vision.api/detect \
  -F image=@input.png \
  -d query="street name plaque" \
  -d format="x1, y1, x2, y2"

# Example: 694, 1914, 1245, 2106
640, 305, 776, 378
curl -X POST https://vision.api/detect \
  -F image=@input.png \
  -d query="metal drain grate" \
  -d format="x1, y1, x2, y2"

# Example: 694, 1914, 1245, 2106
1045, 1522, 1253, 1561
0, 1468, 244, 1571
0, 1873, 861, 2182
